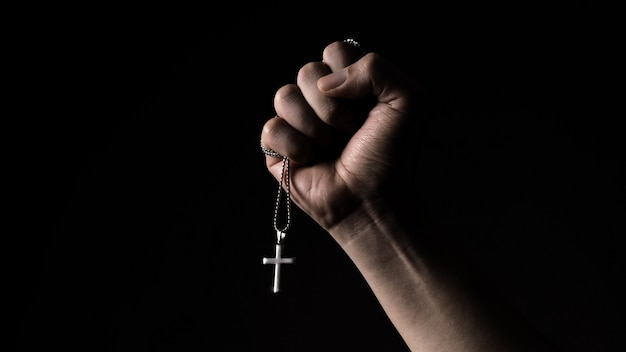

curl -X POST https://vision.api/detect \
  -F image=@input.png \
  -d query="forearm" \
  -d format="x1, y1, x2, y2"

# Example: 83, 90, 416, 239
330, 209, 555, 352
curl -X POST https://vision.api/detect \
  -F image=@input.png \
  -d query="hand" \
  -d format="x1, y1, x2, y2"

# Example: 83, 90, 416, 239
261, 40, 560, 352
261, 40, 421, 244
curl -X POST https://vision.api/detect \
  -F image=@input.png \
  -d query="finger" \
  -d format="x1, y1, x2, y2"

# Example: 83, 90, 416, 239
273, 83, 340, 156
297, 61, 362, 134
322, 39, 366, 72
261, 116, 314, 165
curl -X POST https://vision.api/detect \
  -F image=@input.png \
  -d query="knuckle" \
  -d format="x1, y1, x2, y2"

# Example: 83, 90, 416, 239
360, 52, 381, 69
262, 117, 282, 140
297, 61, 327, 83
273, 84, 301, 110
322, 41, 344, 58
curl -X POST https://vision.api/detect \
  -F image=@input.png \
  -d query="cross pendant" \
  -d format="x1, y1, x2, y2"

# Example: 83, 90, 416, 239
262, 230, 295, 293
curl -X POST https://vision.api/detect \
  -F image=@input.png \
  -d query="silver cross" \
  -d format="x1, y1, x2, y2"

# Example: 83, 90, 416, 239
262, 230, 295, 293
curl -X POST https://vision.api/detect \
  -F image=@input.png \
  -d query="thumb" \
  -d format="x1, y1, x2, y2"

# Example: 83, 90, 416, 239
317, 53, 423, 170
317, 53, 414, 114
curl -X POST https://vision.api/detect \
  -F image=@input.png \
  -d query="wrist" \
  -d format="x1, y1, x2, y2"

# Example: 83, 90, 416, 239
328, 201, 418, 265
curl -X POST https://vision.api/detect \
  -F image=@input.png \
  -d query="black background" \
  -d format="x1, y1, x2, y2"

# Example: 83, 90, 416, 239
11, 2, 624, 351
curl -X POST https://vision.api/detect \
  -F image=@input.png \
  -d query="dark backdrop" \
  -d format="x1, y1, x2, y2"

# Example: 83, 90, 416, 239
12, 3, 624, 351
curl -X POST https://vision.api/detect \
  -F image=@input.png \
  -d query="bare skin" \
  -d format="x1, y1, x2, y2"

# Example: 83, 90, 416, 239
261, 41, 556, 352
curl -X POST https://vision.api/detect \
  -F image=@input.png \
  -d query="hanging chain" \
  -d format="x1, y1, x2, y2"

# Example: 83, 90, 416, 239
273, 156, 291, 243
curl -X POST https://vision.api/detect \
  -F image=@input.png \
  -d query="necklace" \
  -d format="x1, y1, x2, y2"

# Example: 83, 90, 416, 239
261, 145, 295, 293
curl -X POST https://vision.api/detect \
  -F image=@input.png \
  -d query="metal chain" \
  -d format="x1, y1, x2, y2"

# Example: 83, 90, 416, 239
273, 156, 291, 242
261, 140, 291, 243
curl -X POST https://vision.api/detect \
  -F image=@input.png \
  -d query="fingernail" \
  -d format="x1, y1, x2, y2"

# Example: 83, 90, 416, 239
318, 69, 347, 91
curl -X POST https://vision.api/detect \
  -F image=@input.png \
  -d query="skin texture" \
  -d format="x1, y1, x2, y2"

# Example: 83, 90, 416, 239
261, 41, 556, 352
